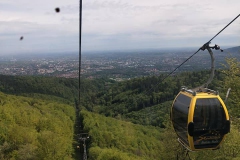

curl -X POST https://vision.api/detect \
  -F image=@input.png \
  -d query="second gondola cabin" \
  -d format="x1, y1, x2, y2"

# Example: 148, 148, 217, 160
171, 87, 230, 151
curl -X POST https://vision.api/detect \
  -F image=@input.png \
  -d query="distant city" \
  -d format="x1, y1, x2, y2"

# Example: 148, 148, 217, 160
0, 47, 239, 81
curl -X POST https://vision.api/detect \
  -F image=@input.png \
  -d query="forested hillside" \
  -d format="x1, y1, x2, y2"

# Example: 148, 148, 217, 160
81, 110, 165, 160
0, 75, 111, 105
80, 70, 226, 128
0, 54, 240, 159
0, 92, 75, 159
0, 75, 108, 159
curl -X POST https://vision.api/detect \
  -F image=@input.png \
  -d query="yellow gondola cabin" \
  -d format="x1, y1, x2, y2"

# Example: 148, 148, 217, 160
171, 87, 230, 151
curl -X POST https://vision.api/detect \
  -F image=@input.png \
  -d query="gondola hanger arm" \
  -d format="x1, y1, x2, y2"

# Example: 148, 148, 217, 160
192, 42, 223, 92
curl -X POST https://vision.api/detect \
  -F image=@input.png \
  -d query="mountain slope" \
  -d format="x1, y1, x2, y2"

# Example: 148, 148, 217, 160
224, 46, 240, 53
81, 110, 170, 160
0, 92, 75, 159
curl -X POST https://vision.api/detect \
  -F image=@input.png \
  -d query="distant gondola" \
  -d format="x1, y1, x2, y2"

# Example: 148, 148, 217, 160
170, 43, 230, 151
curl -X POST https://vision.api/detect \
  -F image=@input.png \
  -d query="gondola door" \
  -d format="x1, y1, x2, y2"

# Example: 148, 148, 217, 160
188, 97, 230, 150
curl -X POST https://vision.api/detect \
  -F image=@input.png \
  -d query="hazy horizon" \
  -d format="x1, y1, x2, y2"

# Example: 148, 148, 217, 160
0, 45, 239, 60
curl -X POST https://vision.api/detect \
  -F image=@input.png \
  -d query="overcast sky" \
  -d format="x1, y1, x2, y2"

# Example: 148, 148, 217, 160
0, 0, 239, 55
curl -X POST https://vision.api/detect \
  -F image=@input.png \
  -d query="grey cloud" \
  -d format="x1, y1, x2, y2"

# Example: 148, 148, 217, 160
0, 0, 239, 54
85, 1, 131, 10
